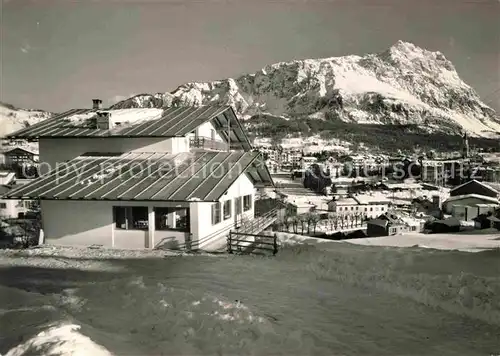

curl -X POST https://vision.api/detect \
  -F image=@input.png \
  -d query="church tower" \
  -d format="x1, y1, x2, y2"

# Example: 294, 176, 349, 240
462, 131, 469, 159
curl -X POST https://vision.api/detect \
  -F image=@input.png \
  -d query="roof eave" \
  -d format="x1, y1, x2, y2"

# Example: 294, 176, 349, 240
225, 106, 253, 151
1, 196, 221, 203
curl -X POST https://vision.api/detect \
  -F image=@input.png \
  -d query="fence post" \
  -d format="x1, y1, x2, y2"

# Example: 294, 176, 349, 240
273, 233, 278, 255
227, 231, 233, 254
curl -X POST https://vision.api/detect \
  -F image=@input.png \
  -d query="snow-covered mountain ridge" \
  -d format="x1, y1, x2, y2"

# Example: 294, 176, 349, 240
112, 41, 500, 137
0, 102, 52, 138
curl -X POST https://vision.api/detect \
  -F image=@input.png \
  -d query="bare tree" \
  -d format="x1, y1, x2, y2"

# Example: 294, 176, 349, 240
339, 214, 346, 229
300, 215, 308, 234
353, 212, 360, 227
328, 212, 337, 230
283, 216, 291, 232
275, 217, 285, 232
291, 216, 300, 234
306, 212, 320, 235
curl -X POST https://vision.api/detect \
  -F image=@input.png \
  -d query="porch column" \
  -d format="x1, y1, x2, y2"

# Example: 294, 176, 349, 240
189, 202, 201, 250
148, 206, 155, 249
167, 210, 177, 229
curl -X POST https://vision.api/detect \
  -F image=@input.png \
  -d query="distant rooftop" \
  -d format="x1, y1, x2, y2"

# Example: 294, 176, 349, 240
332, 193, 391, 205
382, 182, 422, 190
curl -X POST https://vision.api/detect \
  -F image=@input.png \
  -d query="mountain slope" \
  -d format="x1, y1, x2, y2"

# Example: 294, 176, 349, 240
112, 41, 500, 138
0, 102, 52, 137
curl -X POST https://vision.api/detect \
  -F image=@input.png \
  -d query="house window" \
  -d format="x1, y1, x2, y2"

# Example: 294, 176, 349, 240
243, 195, 252, 211
23, 200, 32, 209
113, 206, 148, 230
364, 207, 367, 212
211, 202, 221, 225
0, 203, 6, 209
154, 207, 190, 232
235, 197, 242, 215
223, 200, 231, 220
370, 207, 373, 211
350, 206, 354, 211
381, 207, 385, 211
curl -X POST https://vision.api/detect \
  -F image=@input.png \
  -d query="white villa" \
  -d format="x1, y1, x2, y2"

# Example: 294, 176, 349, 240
2, 101, 274, 251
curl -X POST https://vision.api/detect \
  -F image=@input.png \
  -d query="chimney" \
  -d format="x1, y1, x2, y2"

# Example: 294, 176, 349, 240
92, 99, 103, 110
96, 111, 111, 130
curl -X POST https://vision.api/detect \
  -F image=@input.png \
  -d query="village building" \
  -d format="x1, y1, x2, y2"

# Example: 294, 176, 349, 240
411, 196, 443, 219
472, 213, 500, 230
0, 145, 39, 167
442, 179, 500, 220
0, 188, 34, 219
300, 156, 318, 169
2, 102, 274, 251
327, 193, 390, 219
427, 217, 462, 233
366, 212, 423, 237
0, 172, 35, 218
265, 158, 279, 173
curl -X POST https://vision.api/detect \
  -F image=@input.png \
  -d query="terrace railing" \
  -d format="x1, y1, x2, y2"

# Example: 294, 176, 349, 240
189, 137, 230, 151
237, 207, 279, 235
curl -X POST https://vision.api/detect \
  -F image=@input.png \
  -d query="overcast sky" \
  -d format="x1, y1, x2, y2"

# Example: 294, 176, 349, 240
1, 0, 499, 112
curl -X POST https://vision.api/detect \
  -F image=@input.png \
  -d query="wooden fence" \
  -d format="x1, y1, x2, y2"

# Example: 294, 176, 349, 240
227, 231, 278, 256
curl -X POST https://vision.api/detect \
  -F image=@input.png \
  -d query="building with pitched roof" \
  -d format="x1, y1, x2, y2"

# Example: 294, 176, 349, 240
327, 193, 390, 219
0, 146, 39, 166
442, 179, 500, 218
2, 101, 273, 250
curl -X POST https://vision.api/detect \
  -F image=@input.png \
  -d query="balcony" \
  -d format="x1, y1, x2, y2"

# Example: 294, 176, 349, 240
189, 137, 242, 151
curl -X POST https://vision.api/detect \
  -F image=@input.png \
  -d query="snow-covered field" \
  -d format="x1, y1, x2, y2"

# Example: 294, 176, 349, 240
1, 239, 500, 355
345, 230, 500, 252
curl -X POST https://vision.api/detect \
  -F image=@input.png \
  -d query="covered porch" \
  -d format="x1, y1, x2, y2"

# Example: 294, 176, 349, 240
112, 203, 193, 250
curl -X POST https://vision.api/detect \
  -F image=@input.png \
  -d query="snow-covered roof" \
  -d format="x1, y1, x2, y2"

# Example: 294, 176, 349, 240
450, 179, 499, 195
382, 182, 422, 190
0, 171, 15, 185
355, 195, 391, 205
444, 194, 500, 205
329, 197, 359, 205
1, 145, 39, 155
7, 106, 252, 150
330, 193, 391, 205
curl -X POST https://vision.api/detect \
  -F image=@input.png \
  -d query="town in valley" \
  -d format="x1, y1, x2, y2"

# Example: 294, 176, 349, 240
1, 100, 500, 249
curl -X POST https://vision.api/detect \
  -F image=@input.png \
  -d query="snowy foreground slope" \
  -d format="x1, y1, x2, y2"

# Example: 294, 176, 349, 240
113, 41, 500, 137
0, 103, 52, 138
1, 238, 500, 356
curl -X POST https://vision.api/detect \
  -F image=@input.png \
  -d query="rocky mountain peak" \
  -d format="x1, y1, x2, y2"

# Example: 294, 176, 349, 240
111, 41, 499, 138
